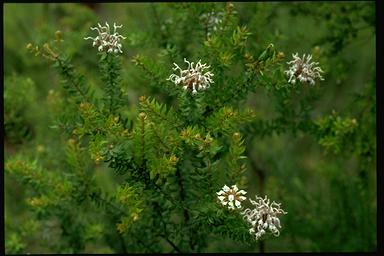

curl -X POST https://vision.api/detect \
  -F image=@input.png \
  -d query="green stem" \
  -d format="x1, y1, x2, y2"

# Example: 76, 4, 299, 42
57, 57, 90, 102
175, 166, 195, 251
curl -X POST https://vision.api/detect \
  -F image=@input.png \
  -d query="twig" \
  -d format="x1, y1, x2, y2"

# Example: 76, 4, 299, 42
56, 57, 90, 102
163, 235, 182, 253
153, 201, 183, 253
90, 192, 154, 252
175, 166, 196, 251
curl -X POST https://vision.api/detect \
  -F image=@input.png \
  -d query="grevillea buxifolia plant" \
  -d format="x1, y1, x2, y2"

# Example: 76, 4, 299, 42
15, 7, 346, 252
24, 21, 323, 246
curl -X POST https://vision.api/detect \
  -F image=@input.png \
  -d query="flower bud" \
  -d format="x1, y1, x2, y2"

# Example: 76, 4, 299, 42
277, 51, 285, 59
55, 30, 62, 41
26, 43, 33, 50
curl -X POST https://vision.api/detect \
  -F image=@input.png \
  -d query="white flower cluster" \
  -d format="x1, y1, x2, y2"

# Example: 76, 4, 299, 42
84, 22, 126, 54
285, 53, 324, 85
216, 185, 247, 210
167, 58, 214, 95
241, 195, 287, 240
200, 11, 224, 37
216, 185, 287, 241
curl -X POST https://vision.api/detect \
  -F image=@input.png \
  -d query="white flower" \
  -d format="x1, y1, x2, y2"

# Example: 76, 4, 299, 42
200, 11, 224, 37
241, 195, 287, 240
216, 184, 247, 210
167, 58, 214, 95
285, 53, 324, 85
84, 22, 126, 54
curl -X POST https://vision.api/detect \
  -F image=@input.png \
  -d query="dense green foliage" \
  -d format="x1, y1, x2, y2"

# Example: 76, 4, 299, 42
4, 2, 376, 253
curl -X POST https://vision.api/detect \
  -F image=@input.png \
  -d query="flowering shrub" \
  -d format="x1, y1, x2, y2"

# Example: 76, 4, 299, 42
4, 2, 376, 253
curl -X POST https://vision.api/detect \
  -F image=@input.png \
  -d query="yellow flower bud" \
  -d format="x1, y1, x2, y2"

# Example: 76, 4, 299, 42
55, 30, 62, 41
26, 43, 33, 50
277, 52, 285, 59
68, 138, 76, 145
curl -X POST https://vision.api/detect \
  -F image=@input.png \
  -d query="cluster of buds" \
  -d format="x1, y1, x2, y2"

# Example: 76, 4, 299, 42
216, 185, 247, 210
167, 58, 214, 95
285, 53, 324, 85
84, 22, 126, 54
26, 42, 58, 61
241, 195, 287, 240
